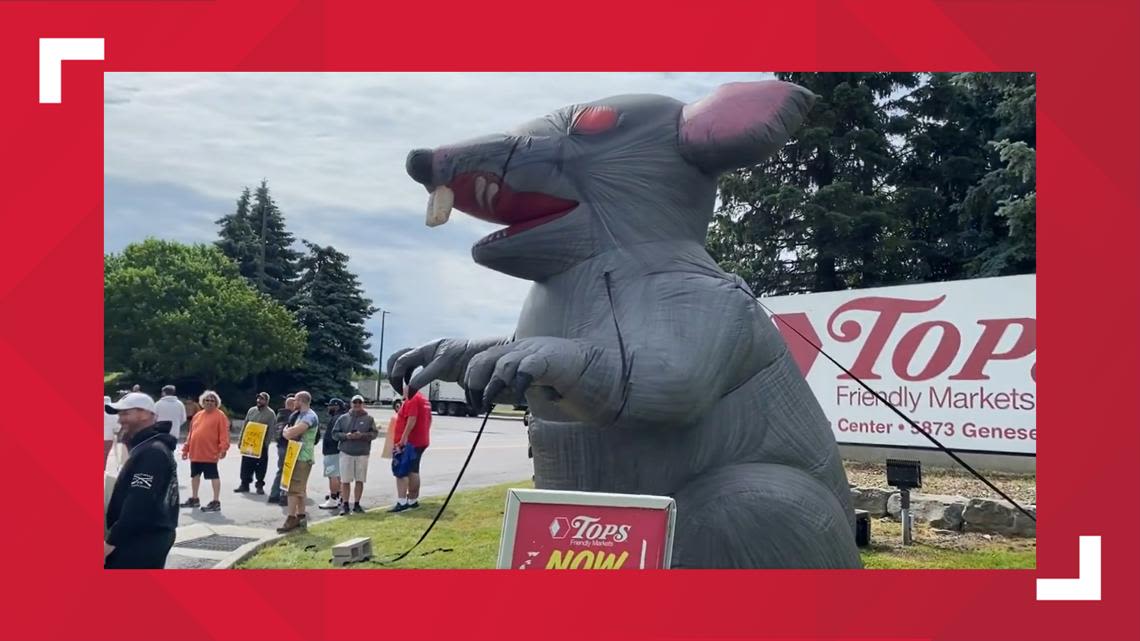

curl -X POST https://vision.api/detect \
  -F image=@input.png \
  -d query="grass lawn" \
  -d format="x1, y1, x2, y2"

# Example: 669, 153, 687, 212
238, 480, 1035, 570
237, 480, 526, 569
490, 407, 526, 417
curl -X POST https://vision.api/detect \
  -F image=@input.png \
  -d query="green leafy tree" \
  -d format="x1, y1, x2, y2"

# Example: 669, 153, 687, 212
105, 239, 307, 389
287, 242, 378, 401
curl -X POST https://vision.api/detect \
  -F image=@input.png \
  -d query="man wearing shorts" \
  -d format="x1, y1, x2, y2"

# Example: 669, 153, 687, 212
318, 398, 346, 510
331, 395, 378, 515
277, 391, 319, 533
180, 390, 229, 512
389, 385, 431, 513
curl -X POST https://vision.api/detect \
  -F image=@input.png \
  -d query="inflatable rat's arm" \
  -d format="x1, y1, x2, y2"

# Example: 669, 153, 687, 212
388, 336, 512, 395
465, 278, 761, 429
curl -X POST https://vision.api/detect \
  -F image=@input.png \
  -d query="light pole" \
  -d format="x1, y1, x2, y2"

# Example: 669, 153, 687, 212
376, 309, 390, 399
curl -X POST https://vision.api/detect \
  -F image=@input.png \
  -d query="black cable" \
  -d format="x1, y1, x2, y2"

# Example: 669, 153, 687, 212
374, 406, 494, 565
751, 295, 1035, 523
604, 271, 633, 419
603, 272, 629, 377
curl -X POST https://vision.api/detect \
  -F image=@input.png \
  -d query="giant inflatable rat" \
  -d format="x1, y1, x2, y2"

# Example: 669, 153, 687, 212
390, 80, 861, 569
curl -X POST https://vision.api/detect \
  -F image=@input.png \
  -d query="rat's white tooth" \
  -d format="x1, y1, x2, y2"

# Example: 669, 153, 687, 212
485, 183, 499, 213
426, 185, 454, 227
425, 190, 436, 226
475, 176, 487, 210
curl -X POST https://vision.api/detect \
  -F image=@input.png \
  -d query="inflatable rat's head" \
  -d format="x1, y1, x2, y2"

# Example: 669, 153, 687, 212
406, 80, 815, 281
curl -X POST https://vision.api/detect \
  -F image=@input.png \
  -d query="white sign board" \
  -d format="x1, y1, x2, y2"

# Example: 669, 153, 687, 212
761, 274, 1036, 455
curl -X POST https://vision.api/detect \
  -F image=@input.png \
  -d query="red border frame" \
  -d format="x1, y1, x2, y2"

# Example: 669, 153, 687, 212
2, 1, 1137, 639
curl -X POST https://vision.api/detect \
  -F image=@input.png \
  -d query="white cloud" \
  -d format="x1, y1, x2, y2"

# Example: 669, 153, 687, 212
104, 72, 773, 360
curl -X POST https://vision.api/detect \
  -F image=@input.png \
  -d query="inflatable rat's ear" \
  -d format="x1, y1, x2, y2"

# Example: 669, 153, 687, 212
679, 80, 817, 175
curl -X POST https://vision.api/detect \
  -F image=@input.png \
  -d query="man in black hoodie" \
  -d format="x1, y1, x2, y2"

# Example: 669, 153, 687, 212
104, 392, 180, 569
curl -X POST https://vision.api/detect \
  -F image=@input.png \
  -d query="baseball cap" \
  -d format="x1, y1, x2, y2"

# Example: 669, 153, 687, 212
257, 392, 270, 400
326, 398, 346, 409
105, 392, 156, 414
351, 394, 365, 403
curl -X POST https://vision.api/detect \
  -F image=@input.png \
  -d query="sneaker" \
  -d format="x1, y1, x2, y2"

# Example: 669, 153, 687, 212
276, 516, 300, 534
179, 497, 200, 508
201, 500, 221, 512
319, 497, 340, 510
388, 503, 409, 513
339, 503, 351, 516
407, 500, 420, 509
255, 486, 266, 496
298, 513, 308, 528
352, 503, 365, 514
233, 484, 250, 493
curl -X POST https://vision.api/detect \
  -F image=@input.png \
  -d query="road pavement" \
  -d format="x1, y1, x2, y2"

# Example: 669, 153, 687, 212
171, 410, 531, 531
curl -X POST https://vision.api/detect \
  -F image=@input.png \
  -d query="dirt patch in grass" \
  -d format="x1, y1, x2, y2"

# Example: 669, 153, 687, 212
845, 460, 1035, 504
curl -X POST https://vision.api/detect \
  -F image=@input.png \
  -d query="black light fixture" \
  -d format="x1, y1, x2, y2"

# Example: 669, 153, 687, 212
886, 459, 922, 545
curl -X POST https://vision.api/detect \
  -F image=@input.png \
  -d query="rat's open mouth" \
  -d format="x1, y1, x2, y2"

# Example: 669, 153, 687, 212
424, 171, 577, 245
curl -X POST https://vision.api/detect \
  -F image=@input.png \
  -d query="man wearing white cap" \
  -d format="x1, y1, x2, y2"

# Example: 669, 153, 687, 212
331, 394, 378, 515
103, 392, 180, 569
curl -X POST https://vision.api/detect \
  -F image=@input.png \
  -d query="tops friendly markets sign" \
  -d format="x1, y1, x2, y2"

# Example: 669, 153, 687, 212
762, 274, 1036, 456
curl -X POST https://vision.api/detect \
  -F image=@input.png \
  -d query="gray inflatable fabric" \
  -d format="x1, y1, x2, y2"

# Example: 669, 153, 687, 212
393, 80, 862, 569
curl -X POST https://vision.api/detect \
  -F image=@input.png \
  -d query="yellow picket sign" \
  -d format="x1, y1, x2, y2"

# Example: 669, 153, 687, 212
279, 440, 302, 491
239, 421, 268, 458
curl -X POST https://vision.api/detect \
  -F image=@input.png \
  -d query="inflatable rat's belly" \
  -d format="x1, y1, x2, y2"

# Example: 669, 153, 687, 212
529, 350, 841, 497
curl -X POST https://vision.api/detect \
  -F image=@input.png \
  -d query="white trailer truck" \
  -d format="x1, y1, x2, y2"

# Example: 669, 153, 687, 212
360, 379, 528, 417
428, 381, 529, 416
428, 380, 478, 417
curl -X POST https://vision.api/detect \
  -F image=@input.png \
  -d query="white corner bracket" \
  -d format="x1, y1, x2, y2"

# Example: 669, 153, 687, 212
1036, 536, 1101, 601
39, 38, 104, 104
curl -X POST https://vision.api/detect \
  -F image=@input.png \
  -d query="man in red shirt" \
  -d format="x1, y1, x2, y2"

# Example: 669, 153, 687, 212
389, 385, 432, 512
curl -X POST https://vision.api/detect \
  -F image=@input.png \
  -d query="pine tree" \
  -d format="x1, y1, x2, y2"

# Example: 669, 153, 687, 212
953, 72, 1036, 277
708, 72, 919, 295
707, 72, 1035, 294
215, 187, 259, 282
247, 179, 301, 305
288, 242, 378, 401
216, 181, 301, 306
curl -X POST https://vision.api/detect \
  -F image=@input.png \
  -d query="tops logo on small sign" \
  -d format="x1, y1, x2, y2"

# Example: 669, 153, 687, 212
550, 516, 632, 543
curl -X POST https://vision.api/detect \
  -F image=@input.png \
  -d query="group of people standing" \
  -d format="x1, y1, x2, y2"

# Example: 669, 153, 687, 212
103, 382, 434, 567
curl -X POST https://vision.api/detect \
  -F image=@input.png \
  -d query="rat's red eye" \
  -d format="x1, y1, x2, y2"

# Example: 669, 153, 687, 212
570, 106, 619, 135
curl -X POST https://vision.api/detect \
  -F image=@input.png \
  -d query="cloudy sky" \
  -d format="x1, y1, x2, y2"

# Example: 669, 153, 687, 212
104, 72, 772, 371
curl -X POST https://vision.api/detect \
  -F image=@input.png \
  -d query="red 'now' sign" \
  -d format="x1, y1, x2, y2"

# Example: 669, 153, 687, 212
497, 489, 676, 570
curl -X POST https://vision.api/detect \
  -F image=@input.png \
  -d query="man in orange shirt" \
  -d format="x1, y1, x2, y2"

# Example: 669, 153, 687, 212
388, 385, 432, 513
179, 390, 230, 512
